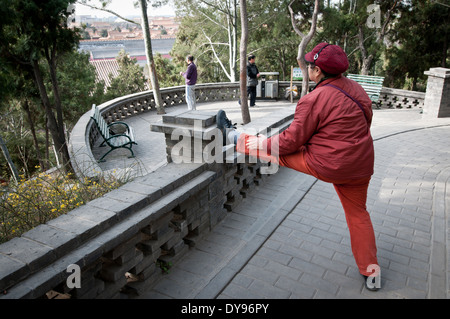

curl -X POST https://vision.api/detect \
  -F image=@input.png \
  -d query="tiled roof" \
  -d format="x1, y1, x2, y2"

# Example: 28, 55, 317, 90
90, 59, 120, 88
89, 58, 150, 91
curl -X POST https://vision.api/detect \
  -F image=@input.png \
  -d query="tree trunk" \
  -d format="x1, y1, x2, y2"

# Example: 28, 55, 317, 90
357, 2, 398, 75
0, 134, 20, 184
289, 0, 320, 97
31, 59, 73, 174
139, 0, 165, 114
226, 15, 236, 82
45, 116, 50, 167
294, 36, 310, 97
231, 0, 238, 82
46, 47, 65, 136
358, 24, 370, 75
22, 99, 47, 171
46, 48, 74, 174
360, 54, 373, 75
239, 0, 251, 124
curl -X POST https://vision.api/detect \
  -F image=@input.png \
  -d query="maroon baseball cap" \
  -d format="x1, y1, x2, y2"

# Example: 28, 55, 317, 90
305, 42, 349, 75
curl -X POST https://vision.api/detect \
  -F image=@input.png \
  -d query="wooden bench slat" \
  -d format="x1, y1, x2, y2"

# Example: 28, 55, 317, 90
90, 104, 137, 162
347, 74, 384, 103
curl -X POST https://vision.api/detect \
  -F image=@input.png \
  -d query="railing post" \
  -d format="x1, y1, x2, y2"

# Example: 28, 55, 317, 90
422, 67, 450, 118
150, 110, 222, 164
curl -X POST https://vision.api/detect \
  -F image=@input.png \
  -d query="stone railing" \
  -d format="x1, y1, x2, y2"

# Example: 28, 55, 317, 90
69, 83, 239, 179
376, 87, 425, 110
0, 107, 295, 299
68, 81, 426, 180
68, 81, 298, 179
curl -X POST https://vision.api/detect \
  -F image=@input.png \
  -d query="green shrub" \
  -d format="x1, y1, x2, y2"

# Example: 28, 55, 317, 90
0, 169, 125, 244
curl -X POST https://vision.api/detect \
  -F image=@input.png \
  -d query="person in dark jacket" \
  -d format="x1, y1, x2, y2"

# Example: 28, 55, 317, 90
180, 55, 198, 110
245, 55, 260, 107
217, 43, 381, 291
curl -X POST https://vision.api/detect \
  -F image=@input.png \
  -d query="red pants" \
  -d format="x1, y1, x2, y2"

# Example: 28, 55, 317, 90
236, 134, 378, 276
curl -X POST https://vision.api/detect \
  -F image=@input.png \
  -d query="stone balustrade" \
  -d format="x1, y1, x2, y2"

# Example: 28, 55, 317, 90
68, 80, 426, 180
69, 82, 242, 180
377, 87, 425, 110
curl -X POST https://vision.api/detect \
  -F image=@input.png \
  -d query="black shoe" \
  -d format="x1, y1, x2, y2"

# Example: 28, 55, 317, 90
362, 275, 381, 291
216, 109, 236, 145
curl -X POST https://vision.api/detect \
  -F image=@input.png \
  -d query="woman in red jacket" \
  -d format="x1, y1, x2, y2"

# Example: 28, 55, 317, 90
217, 43, 380, 291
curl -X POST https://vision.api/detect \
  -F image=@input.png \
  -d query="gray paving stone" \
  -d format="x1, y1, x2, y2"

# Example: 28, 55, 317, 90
230, 273, 254, 289
220, 282, 264, 299
263, 260, 302, 281
247, 277, 291, 299
275, 275, 315, 298
299, 273, 339, 296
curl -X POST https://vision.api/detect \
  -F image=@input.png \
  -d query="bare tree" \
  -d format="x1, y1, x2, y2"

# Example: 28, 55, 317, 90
288, 0, 320, 97
239, 0, 250, 124
183, 0, 239, 82
139, 0, 164, 114
188, 0, 245, 118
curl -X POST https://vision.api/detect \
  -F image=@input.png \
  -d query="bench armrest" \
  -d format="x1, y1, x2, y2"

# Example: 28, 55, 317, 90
105, 133, 133, 142
108, 121, 131, 134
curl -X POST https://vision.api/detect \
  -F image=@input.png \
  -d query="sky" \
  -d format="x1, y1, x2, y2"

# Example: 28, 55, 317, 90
75, 0, 176, 18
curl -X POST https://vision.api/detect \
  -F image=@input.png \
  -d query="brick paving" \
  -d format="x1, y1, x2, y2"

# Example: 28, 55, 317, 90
94, 101, 450, 299
216, 125, 450, 299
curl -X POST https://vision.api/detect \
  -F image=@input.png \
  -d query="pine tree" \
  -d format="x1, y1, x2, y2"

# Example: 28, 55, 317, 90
0, 0, 80, 175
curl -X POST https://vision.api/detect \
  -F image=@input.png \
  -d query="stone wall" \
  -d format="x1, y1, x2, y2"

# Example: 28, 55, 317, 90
0, 108, 294, 299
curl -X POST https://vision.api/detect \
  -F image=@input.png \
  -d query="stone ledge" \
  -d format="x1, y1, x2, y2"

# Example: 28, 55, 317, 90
424, 67, 450, 79
0, 162, 208, 295
0, 170, 216, 298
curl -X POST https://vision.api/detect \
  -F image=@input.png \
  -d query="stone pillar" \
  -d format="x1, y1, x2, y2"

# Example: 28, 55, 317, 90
422, 67, 450, 118
149, 110, 245, 227
150, 110, 227, 164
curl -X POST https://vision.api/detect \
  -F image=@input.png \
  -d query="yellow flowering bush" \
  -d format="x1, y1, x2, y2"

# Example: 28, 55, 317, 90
0, 169, 125, 244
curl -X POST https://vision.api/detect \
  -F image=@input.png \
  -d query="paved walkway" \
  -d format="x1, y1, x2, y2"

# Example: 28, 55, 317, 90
94, 100, 450, 299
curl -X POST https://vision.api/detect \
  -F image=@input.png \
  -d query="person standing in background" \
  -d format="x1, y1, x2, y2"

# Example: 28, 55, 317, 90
180, 55, 198, 110
246, 55, 260, 107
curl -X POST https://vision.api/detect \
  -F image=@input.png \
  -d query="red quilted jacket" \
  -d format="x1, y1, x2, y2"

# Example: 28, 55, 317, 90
265, 75, 374, 180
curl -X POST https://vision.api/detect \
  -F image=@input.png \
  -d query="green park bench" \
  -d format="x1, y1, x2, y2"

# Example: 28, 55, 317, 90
347, 74, 385, 104
90, 104, 137, 162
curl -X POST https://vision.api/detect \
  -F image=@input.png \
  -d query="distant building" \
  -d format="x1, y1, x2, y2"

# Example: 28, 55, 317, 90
89, 59, 120, 89
80, 38, 174, 90
76, 15, 178, 90
88, 58, 151, 91
74, 15, 179, 40
79, 38, 175, 66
